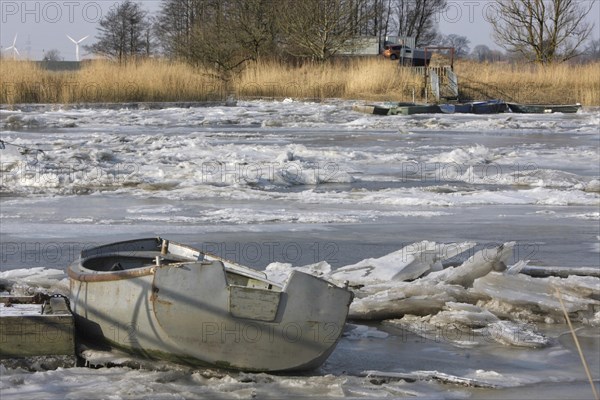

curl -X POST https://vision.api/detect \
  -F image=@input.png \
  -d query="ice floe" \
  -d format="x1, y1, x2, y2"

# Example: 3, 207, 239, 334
323, 241, 599, 348
327, 241, 476, 285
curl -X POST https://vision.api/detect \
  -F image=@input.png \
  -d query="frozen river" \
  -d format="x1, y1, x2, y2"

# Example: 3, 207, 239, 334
1, 100, 599, 399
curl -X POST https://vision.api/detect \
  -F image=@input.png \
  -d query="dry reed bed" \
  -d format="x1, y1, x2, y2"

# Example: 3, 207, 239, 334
236, 59, 423, 101
457, 61, 600, 105
1, 59, 598, 105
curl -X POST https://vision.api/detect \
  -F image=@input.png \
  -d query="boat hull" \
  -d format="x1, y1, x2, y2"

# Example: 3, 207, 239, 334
470, 100, 508, 114
393, 104, 441, 115
354, 100, 509, 115
507, 103, 582, 114
68, 239, 353, 372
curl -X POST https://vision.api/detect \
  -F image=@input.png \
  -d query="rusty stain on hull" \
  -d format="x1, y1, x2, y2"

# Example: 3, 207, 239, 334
68, 265, 154, 282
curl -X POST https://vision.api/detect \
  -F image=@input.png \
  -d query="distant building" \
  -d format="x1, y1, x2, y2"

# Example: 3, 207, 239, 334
339, 36, 381, 56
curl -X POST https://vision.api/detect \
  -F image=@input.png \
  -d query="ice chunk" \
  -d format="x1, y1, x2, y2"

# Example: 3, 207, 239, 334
386, 302, 550, 348
333, 241, 597, 328
264, 262, 294, 285
505, 260, 529, 275
0, 267, 69, 295
264, 261, 332, 285
430, 242, 515, 287
362, 369, 502, 388
344, 324, 389, 340
328, 241, 475, 286
298, 261, 332, 277
472, 272, 600, 323
429, 144, 498, 165
349, 281, 472, 320
345, 243, 516, 320
476, 320, 550, 348
384, 314, 477, 346
585, 179, 600, 192
429, 301, 500, 328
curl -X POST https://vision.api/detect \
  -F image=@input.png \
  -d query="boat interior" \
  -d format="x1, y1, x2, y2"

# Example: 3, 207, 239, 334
80, 252, 282, 291
82, 253, 187, 272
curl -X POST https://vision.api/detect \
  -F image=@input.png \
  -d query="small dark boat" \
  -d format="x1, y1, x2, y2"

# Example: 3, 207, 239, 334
470, 100, 508, 114
354, 101, 505, 116
439, 103, 473, 114
507, 103, 582, 114
392, 104, 441, 115
353, 103, 440, 116
439, 100, 507, 115
351, 104, 393, 115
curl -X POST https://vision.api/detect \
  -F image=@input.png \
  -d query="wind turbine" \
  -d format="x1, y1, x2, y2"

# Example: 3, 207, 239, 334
3, 34, 20, 60
66, 34, 89, 61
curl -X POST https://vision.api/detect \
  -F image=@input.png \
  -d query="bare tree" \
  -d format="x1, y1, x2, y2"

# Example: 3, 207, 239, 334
489, 0, 595, 63
43, 49, 62, 61
86, 0, 151, 63
439, 34, 470, 57
471, 44, 492, 62
583, 38, 600, 61
392, 0, 446, 47
469, 45, 507, 62
357, 0, 388, 45
277, 0, 376, 61
369, 0, 394, 42
230, 0, 279, 61
157, 0, 276, 80
187, 2, 256, 80
156, 0, 208, 60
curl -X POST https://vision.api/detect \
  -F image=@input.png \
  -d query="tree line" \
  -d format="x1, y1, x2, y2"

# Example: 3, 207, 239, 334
85, 0, 447, 70
84, 0, 597, 72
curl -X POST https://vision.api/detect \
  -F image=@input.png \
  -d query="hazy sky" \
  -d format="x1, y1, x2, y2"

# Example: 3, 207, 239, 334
1, 0, 599, 61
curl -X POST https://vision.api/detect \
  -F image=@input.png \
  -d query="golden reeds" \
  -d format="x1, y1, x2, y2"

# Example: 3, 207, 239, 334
0, 59, 225, 104
236, 58, 423, 101
457, 61, 600, 105
1, 58, 599, 105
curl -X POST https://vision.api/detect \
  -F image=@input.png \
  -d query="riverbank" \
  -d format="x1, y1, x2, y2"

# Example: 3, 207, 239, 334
1, 58, 598, 105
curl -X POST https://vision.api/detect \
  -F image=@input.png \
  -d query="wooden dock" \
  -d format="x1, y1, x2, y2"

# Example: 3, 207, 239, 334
0, 295, 76, 367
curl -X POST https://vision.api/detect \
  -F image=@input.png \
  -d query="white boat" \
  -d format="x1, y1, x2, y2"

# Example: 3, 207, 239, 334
68, 238, 353, 372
